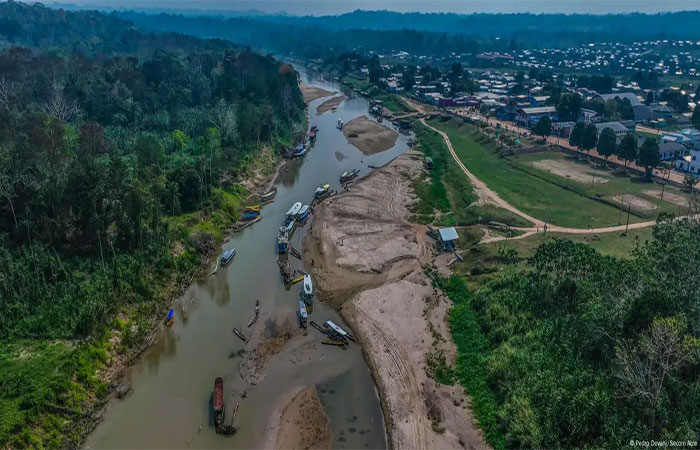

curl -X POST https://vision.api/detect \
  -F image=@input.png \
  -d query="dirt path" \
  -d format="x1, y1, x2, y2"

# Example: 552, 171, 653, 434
420, 118, 667, 237
304, 151, 489, 450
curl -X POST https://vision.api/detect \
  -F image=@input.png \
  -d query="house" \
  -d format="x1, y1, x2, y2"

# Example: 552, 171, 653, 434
516, 106, 558, 128
527, 94, 550, 106
660, 141, 686, 161
594, 121, 630, 142
593, 92, 642, 106
553, 121, 575, 138
579, 108, 600, 124
495, 105, 518, 122
632, 104, 653, 123
675, 148, 700, 176
438, 227, 459, 252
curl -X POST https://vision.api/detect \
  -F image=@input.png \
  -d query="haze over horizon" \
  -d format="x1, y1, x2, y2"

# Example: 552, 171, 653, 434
46, 0, 700, 16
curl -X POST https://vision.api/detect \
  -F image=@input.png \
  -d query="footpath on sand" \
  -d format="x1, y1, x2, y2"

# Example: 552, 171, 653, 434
419, 119, 664, 239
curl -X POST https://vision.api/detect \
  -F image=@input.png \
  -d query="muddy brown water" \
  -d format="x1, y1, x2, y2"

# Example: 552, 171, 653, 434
86, 67, 410, 449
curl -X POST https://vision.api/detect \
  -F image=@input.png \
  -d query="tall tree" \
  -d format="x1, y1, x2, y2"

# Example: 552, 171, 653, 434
581, 123, 598, 156
638, 138, 661, 180
618, 134, 638, 168
556, 92, 582, 122
596, 127, 617, 161
533, 116, 552, 139
569, 121, 585, 153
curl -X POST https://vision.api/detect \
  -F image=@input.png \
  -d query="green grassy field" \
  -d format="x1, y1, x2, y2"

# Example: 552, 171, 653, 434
428, 118, 687, 228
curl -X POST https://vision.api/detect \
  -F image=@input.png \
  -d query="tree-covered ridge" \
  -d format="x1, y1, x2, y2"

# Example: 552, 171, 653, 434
446, 219, 700, 449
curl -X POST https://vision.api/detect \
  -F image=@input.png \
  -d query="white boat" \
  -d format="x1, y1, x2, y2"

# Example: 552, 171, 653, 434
337, 118, 344, 129
277, 226, 289, 253
314, 184, 330, 199
325, 320, 347, 338
286, 202, 302, 217
298, 204, 310, 221
302, 274, 314, 298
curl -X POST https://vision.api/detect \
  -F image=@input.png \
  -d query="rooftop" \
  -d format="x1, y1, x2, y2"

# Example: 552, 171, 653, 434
438, 227, 459, 242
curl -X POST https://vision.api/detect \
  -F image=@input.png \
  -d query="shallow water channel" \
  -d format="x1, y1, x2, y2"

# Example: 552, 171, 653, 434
86, 67, 409, 449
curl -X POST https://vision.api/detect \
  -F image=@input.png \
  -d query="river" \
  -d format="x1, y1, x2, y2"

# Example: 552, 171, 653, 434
86, 66, 410, 449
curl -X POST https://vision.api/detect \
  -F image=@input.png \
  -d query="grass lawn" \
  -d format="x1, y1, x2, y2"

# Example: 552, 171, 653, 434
375, 93, 416, 114
428, 118, 685, 228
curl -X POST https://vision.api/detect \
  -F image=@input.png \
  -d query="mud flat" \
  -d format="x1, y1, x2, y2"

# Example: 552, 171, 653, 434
304, 151, 489, 450
343, 115, 399, 155
317, 94, 348, 114
301, 84, 333, 103
266, 386, 332, 450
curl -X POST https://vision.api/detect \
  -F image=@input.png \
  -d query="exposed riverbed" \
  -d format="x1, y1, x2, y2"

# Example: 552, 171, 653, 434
86, 67, 409, 449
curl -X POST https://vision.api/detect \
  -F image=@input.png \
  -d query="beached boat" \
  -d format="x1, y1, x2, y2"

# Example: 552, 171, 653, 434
244, 204, 261, 212
277, 226, 289, 254
232, 327, 246, 342
340, 169, 360, 182
286, 202, 303, 218
291, 274, 305, 284
337, 118, 344, 129
220, 248, 236, 266
241, 210, 260, 221
292, 144, 308, 158
247, 300, 260, 328
321, 338, 347, 347
308, 130, 316, 143
298, 300, 308, 328
260, 187, 276, 202
314, 184, 330, 199
166, 308, 175, 327
213, 377, 225, 426
325, 320, 356, 342
302, 274, 314, 299
298, 204, 310, 221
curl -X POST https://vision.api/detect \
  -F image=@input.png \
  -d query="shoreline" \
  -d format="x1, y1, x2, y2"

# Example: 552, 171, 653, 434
264, 385, 332, 450
303, 151, 490, 449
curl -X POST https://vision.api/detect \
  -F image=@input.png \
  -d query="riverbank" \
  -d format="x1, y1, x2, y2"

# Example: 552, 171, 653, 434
300, 84, 333, 103
343, 115, 399, 155
317, 94, 348, 115
304, 151, 488, 449
265, 386, 332, 450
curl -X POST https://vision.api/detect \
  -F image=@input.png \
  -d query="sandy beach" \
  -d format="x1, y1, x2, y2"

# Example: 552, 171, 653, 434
265, 386, 332, 450
300, 84, 333, 103
343, 115, 399, 155
304, 151, 489, 449
317, 94, 348, 114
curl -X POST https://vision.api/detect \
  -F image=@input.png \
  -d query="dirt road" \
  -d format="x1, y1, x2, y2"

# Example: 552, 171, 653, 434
304, 151, 489, 450
420, 118, 666, 237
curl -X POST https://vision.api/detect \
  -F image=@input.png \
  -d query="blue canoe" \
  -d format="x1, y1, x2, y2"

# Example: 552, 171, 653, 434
166, 308, 174, 327
241, 211, 260, 221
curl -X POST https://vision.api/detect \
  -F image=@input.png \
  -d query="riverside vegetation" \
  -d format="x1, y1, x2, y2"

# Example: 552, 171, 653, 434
412, 117, 700, 448
0, 3, 305, 447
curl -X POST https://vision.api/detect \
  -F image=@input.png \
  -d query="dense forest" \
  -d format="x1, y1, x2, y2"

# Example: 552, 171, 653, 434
0, 2, 304, 447
442, 218, 700, 449
115, 9, 700, 55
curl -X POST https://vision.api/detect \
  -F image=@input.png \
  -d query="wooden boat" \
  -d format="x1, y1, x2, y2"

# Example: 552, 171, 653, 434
247, 300, 260, 327
340, 169, 360, 182
166, 308, 175, 327
244, 204, 261, 212
314, 184, 330, 199
302, 274, 314, 299
213, 377, 224, 426
298, 300, 308, 328
291, 274, 305, 284
298, 204, 310, 221
322, 338, 347, 347
260, 187, 276, 201
232, 328, 246, 342
277, 226, 289, 254
325, 320, 356, 342
292, 144, 308, 158
220, 248, 236, 266
241, 210, 260, 221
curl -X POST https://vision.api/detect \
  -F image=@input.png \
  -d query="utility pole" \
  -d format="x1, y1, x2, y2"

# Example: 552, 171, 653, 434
660, 182, 666, 202
618, 193, 624, 225
625, 202, 631, 234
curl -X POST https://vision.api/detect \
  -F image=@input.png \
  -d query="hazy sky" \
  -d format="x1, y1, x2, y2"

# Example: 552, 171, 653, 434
50, 0, 700, 15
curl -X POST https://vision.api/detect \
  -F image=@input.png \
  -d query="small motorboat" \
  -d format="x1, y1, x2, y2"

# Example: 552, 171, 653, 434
286, 202, 303, 218
232, 328, 246, 342
247, 300, 260, 328
325, 320, 355, 342
340, 169, 360, 183
220, 249, 236, 266
302, 274, 314, 299
298, 204, 310, 221
298, 300, 308, 328
213, 377, 225, 426
166, 308, 175, 327
277, 226, 289, 254
260, 187, 276, 202
292, 144, 308, 158
241, 210, 260, 221
314, 184, 330, 199
337, 118, 344, 129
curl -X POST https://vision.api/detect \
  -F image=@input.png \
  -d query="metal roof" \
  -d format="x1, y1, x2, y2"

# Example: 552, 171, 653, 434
438, 227, 459, 242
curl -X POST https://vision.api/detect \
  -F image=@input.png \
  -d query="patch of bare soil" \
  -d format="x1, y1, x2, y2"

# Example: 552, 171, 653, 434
252, 312, 303, 372
303, 151, 489, 450
317, 94, 347, 115
300, 84, 333, 103
532, 158, 608, 184
643, 188, 689, 207
612, 193, 657, 211
343, 115, 399, 155
267, 386, 332, 450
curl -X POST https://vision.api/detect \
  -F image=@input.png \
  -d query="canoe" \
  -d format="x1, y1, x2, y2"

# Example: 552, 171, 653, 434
322, 338, 347, 347
286, 202, 302, 217
244, 205, 261, 212
241, 211, 260, 221
213, 377, 224, 425
166, 308, 174, 327
247, 300, 260, 328
220, 249, 236, 266
232, 328, 246, 342
302, 274, 314, 299
291, 274, 305, 284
